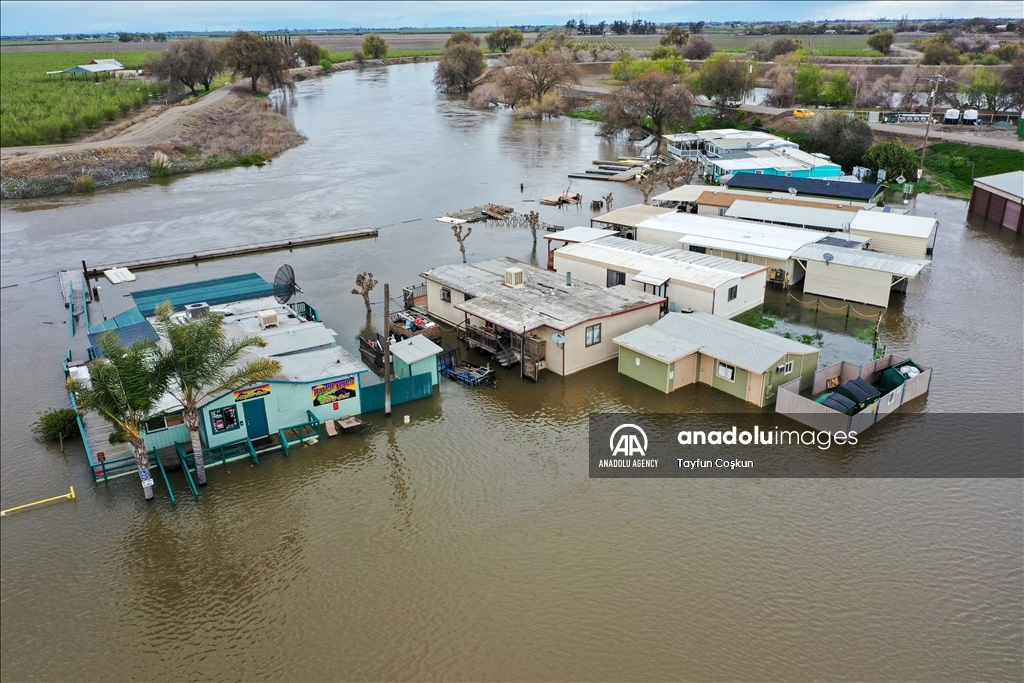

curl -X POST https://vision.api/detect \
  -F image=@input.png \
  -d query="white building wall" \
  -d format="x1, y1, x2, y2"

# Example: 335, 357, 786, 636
710, 275, 766, 318
848, 231, 928, 259
802, 261, 894, 307
425, 279, 468, 325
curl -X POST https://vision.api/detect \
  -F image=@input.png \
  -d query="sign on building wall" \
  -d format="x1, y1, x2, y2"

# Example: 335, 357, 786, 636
234, 384, 271, 402
312, 377, 356, 406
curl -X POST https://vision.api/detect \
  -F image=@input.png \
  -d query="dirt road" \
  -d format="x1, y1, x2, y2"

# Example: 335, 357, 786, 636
0, 84, 243, 162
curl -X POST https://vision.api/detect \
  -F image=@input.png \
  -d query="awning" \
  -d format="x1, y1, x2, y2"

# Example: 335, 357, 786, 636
632, 271, 669, 287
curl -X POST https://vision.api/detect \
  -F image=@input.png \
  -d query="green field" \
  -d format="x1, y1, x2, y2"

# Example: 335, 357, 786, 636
922, 142, 1024, 195
1, 52, 166, 146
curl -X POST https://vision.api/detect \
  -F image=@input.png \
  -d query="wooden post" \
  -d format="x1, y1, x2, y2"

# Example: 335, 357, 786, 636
917, 83, 938, 183
82, 259, 89, 283
383, 283, 392, 416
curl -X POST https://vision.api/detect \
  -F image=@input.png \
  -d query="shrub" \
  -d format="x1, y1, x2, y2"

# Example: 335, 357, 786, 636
682, 36, 714, 60
353, 49, 364, 64
320, 57, 334, 72
650, 45, 676, 60
362, 33, 389, 60
73, 174, 96, 193
150, 150, 172, 177
32, 407, 80, 442
863, 141, 918, 182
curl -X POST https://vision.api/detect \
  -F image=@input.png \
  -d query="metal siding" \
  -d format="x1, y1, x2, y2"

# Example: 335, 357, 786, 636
618, 347, 672, 393
803, 261, 893, 307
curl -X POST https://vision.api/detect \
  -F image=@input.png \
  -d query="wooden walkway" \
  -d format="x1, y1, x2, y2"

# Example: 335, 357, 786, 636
57, 269, 91, 306
442, 205, 513, 223
84, 228, 377, 277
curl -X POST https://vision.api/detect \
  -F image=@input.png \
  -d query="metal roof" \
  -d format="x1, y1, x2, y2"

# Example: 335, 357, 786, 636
88, 307, 147, 333
792, 244, 931, 277
87, 321, 159, 355
131, 273, 275, 316
725, 199, 855, 232
425, 258, 664, 333
588, 236, 766, 276
636, 212, 828, 261
651, 312, 819, 374
254, 324, 337, 357
973, 171, 1024, 200
390, 335, 443, 365
272, 345, 368, 382
543, 226, 617, 243
591, 205, 673, 228
613, 325, 699, 363
723, 174, 884, 201
849, 212, 937, 239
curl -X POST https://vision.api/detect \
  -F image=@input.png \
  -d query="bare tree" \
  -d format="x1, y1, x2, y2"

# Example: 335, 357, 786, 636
525, 210, 540, 245
295, 37, 324, 66
496, 49, 579, 107
601, 73, 694, 152
147, 38, 223, 94
434, 42, 486, 93
638, 173, 659, 204
662, 159, 699, 190
351, 271, 378, 313
452, 224, 472, 263
222, 31, 293, 93
603, 192, 614, 211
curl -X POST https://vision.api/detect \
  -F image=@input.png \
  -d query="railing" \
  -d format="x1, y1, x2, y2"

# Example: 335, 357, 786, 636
277, 411, 321, 456
174, 443, 200, 499
403, 283, 427, 310
293, 301, 320, 322
151, 449, 177, 506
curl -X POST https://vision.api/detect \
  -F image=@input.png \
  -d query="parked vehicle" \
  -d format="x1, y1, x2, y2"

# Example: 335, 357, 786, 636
793, 109, 816, 118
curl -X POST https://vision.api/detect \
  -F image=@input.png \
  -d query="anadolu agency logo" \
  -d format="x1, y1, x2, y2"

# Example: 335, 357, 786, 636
599, 424, 659, 469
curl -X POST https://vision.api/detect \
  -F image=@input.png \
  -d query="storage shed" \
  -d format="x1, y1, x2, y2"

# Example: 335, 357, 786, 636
969, 171, 1023, 233
792, 243, 930, 308
848, 212, 937, 258
590, 205, 673, 238
613, 311, 819, 406
553, 235, 766, 318
390, 335, 443, 386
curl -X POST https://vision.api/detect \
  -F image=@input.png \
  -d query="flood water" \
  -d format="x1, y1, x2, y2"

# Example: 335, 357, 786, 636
2, 63, 1022, 681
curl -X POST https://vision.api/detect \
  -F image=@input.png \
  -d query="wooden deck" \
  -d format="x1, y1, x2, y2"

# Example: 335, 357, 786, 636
84, 228, 377, 277
58, 269, 91, 306
441, 204, 513, 223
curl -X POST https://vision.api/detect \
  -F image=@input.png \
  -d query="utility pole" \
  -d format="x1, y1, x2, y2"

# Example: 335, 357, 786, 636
917, 78, 940, 183
383, 283, 392, 416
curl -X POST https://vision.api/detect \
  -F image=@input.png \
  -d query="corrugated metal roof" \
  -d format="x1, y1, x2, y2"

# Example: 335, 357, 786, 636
613, 325, 699, 362
587, 235, 766, 277
391, 335, 443, 365
251, 324, 337, 357
632, 272, 670, 286
87, 321, 159, 354
592, 205, 673, 228
725, 200, 855, 231
849, 212, 937, 239
792, 244, 930, 276
542, 226, 616, 243
651, 312, 818, 374
273, 346, 368, 382
131, 273, 275, 317
724, 174, 884, 201
425, 258, 663, 333
974, 171, 1024, 200
556, 240, 745, 289
637, 212, 828, 260
88, 307, 147, 333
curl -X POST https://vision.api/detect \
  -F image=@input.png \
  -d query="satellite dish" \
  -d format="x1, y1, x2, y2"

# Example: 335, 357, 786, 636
273, 264, 300, 304
552, 333, 566, 348
823, 252, 835, 265
787, 187, 798, 195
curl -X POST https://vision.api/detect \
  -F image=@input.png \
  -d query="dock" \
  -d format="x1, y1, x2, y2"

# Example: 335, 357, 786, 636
441, 204, 513, 224
568, 166, 646, 182
58, 269, 91, 306
83, 228, 377, 278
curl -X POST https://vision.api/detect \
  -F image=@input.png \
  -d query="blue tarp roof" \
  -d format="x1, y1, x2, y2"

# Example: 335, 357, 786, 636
87, 321, 159, 355
723, 174, 885, 201
131, 273, 275, 316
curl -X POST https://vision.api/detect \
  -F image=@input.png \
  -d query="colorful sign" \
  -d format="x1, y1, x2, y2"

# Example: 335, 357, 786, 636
234, 384, 271, 402
312, 377, 356, 406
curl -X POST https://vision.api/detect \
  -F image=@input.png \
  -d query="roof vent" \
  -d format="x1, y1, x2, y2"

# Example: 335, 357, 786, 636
680, 307, 694, 314
185, 302, 210, 319
504, 267, 524, 288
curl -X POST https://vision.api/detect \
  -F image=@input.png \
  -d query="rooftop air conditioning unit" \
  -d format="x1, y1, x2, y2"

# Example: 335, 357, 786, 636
257, 309, 280, 330
504, 267, 524, 288
185, 302, 210, 319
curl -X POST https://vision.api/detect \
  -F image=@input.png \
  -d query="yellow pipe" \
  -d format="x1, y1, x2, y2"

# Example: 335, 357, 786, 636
0, 486, 75, 516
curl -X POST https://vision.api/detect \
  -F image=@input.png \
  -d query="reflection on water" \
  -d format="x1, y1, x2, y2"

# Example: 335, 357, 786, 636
1, 63, 1022, 681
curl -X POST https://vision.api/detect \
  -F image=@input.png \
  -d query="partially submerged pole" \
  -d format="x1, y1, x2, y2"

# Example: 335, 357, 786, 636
383, 283, 392, 416
1, 487, 75, 516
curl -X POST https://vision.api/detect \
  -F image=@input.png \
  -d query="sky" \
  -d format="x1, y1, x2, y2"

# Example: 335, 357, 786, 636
1, 1, 1021, 35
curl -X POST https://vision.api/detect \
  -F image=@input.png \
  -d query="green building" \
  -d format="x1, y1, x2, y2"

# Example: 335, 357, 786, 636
613, 311, 819, 407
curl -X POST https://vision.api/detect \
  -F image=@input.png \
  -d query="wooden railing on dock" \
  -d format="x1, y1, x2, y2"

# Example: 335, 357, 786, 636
84, 228, 377, 277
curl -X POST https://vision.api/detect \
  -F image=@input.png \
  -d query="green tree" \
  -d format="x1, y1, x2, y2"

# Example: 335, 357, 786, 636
153, 302, 281, 486
445, 30, 479, 48
362, 33, 389, 59
295, 37, 324, 66
867, 30, 895, 55
66, 333, 169, 500
795, 62, 826, 104
805, 114, 874, 171
660, 25, 689, 48
863, 141, 918, 182
434, 42, 486, 93
822, 69, 854, 106
485, 27, 524, 53
964, 67, 1006, 120
222, 30, 293, 93
696, 54, 752, 110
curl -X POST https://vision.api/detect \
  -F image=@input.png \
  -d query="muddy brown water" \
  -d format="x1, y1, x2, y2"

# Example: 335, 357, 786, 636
1, 63, 1022, 681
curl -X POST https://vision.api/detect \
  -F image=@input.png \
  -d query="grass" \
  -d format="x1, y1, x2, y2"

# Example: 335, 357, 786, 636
0, 51, 166, 146
736, 307, 777, 330
567, 109, 602, 122
922, 143, 1024, 197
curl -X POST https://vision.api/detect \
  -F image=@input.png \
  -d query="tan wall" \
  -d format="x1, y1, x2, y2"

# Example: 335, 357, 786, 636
425, 279, 468, 325
745, 371, 765, 406
561, 305, 662, 375
672, 354, 697, 390
802, 261, 893, 307
849, 230, 929, 258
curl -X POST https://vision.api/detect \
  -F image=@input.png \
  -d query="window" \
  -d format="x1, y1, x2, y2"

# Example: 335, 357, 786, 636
755, 170, 764, 175
718, 208, 726, 216
783, 361, 793, 374
606, 270, 626, 287
586, 323, 602, 347
689, 245, 707, 254
728, 285, 738, 301
440, 287, 451, 303
145, 412, 184, 432
210, 406, 239, 434
717, 362, 735, 382
785, 171, 793, 177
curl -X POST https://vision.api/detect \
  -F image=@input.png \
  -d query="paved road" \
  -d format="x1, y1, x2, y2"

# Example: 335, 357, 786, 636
0, 84, 242, 162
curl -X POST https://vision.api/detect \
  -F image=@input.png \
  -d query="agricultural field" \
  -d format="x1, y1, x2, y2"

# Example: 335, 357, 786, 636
0, 52, 165, 146
575, 32, 881, 56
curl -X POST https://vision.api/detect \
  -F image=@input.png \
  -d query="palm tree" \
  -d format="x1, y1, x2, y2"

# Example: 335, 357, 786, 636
66, 332, 168, 501
153, 302, 282, 486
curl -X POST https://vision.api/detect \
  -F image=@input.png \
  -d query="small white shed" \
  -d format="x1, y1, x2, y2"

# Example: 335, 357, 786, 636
849, 212, 937, 258
793, 244, 930, 308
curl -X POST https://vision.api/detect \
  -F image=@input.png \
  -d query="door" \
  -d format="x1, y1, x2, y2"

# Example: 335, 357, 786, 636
244, 398, 269, 439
